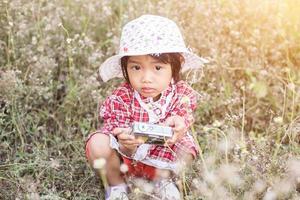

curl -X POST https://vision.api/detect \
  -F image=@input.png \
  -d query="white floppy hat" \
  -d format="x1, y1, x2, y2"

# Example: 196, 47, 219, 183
99, 14, 208, 82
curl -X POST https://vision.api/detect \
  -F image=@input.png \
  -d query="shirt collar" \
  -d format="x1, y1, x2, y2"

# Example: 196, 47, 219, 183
135, 82, 174, 105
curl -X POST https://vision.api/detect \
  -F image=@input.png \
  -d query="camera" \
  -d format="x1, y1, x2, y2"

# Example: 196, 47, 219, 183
131, 122, 173, 144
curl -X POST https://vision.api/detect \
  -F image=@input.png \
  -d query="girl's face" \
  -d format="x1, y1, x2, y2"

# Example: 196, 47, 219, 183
127, 55, 172, 101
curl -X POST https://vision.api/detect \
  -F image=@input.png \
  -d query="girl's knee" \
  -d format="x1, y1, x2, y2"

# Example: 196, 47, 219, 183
86, 133, 112, 161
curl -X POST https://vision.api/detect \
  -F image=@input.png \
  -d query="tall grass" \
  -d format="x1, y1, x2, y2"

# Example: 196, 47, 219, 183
0, 0, 299, 199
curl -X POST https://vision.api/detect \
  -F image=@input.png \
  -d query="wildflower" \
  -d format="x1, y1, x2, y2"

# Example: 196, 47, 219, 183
260, 70, 268, 76
218, 138, 232, 154
205, 155, 216, 168
263, 189, 277, 200
49, 158, 60, 170
133, 178, 155, 194
287, 83, 295, 91
273, 116, 283, 124
26, 193, 40, 200
66, 38, 72, 44
31, 36, 37, 45
204, 171, 218, 185
243, 191, 256, 200
287, 159, 300, 179
133, 187, 141, 195
253, 179, 267, 194
192, 178, 200, 186
193, 180, 211, 197
203, 126, 210, 132
93, 158, 106, 169
218, 164, 243, 187
32, 56, 38, 62
273, 178, 293, 197
120, 163, 129, 173
212, 120, 222, 127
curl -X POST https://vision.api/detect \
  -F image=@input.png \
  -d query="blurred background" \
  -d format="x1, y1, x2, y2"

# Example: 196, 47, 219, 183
0, 0, 299, 199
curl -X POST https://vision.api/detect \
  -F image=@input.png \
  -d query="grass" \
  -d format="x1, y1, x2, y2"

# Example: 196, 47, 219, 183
0, 0, 300, 199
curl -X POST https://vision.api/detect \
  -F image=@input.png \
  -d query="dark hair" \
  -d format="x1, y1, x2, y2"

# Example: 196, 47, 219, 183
120, 53, 184, 83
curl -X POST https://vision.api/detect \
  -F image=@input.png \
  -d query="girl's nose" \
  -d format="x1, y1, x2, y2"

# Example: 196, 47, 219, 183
142, 70, 153, 83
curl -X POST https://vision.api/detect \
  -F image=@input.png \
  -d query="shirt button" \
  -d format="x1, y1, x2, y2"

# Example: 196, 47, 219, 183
154, 108, 162, 115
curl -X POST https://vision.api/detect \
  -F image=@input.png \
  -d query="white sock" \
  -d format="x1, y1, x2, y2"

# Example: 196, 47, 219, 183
105, 183, 128, 200
110, 183, 127, 190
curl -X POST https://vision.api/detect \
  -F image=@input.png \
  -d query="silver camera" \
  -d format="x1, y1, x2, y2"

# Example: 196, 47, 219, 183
131, 122, 173, 144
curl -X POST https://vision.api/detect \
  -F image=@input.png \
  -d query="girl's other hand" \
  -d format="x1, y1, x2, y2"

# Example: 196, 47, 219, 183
112, 127, 144, 156
164, 115, 187, 145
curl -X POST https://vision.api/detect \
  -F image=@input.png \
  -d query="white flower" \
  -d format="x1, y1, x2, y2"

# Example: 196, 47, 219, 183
287, 83, 295, 91
218, 139, 232, 153
133, 187, 141, 194
253, 179, 266, 194
203, 126, 210, 132
273, 116, 283, 124
287, 159, 300, 178
93, 158, 106, 169
212, 120, 222, 127
32, 36, 37, 45
263, 189, 277, 200
204, 171, 218, 185
66, 38, 72, 44
120, 163, 129, 173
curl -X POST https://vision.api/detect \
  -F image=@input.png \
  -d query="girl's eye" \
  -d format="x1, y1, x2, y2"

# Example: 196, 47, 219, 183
155, 66, 162, 70
130, 65, 141, 70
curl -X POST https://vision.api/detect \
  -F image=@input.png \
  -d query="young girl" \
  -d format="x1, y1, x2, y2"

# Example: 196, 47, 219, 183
85, 15, 207, 200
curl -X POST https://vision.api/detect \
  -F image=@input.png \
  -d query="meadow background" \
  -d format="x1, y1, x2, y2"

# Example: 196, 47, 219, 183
0, 0, 300, 199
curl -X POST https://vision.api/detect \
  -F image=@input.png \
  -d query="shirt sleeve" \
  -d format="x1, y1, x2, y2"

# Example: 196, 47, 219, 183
99, 94, 132, 135
169, 81, 198, 128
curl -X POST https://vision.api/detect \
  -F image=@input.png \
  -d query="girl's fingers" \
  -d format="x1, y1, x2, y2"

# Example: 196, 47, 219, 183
118, 133, 143, 145
112, 127, 132, 136
164, 117, 175, 126
120, 139, 140, 146
173, 126, 186, 133
166, 127, 186, 145
117, 133, 135, 140
165, 136, 177, 145
122, 144, 135, 150
165, 131, 179, 145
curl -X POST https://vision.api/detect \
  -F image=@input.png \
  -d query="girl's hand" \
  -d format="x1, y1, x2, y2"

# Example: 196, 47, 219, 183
112, 127, 144, 156
164, 115, 187, 145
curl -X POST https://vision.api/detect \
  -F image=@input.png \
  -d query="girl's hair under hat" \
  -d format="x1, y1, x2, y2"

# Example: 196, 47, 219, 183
121, 53, 184, 84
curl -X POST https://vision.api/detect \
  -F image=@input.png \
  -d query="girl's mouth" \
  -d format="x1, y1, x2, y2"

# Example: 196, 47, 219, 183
141, 87, 156, 94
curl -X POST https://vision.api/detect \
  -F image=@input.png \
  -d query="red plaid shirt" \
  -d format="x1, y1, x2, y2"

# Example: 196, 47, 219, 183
99, 81, 199, 162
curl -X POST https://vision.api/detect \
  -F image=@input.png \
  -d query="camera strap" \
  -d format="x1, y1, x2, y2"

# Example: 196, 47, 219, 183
134, 85, 174, 123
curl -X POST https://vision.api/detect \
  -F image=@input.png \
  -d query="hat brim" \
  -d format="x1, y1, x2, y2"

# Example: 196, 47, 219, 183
99, 51, 208, 82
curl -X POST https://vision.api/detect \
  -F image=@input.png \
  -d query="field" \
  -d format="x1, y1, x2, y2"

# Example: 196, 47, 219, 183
0, 0, 300, 199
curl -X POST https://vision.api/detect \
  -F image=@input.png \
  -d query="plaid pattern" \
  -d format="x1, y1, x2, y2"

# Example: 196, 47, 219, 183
99, 80, 199, 162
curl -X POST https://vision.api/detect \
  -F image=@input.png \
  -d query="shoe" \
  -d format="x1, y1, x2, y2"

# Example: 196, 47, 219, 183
154, 179, 181, 200
105, 184, 128, 200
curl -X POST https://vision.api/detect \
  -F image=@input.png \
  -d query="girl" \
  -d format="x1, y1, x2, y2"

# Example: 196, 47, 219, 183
85, 15, 207, 200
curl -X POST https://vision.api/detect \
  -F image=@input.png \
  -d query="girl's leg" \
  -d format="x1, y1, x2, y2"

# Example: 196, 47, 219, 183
154, 152, 194, 200
86, 133, 125, 185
